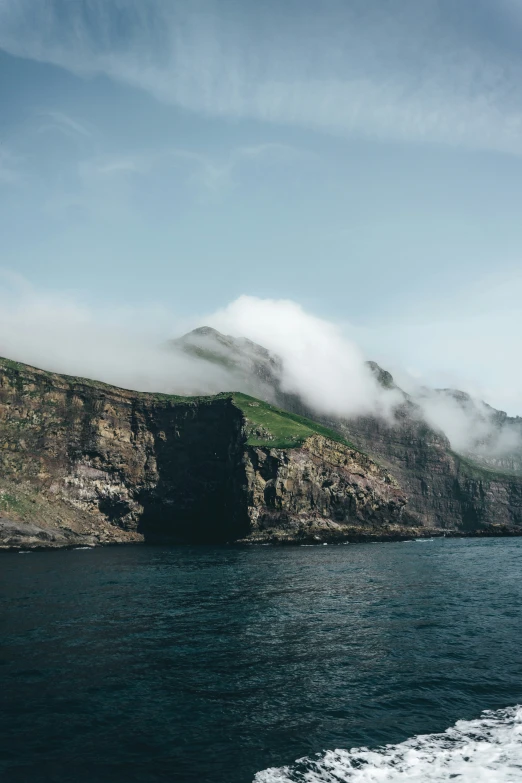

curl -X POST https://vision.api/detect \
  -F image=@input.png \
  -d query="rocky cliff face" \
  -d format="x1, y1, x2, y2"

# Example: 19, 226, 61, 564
0, 358, 416, 549
242, 435, 415, 543
273, 385, 522, 533
332, 409, 522, 532
172, 328, 522, 535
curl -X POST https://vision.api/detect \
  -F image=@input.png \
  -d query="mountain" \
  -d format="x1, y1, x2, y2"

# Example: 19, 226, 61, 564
0, 356, 417, 550
172, 326, 283, 400
1, 329, 521, 550
175, 327, 522, 533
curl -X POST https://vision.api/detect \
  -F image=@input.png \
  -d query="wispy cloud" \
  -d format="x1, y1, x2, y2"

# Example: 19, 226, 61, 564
33, 138, 308, 225
36, 110, 93, 139
1, 1, 522, 154
171, 143, 311, 194
77, 142, 308, 196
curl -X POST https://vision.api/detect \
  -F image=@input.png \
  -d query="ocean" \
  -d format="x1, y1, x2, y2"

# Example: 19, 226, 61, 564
1, 538, 521, 782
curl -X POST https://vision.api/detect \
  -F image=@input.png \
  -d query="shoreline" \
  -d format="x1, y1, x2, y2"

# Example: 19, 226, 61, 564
2, 524, 522, 553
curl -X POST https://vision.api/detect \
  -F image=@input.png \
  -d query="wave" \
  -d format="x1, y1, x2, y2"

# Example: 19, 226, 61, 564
254, 706, 522, 782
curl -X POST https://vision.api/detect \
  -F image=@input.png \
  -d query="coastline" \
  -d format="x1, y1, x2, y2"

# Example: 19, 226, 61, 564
2, 522, 521, 552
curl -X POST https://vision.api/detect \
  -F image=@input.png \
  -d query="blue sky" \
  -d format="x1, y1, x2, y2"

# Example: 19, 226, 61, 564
0, 0, 521, 412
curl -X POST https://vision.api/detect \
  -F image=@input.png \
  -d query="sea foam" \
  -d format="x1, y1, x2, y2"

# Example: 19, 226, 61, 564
254, 706, 522, 782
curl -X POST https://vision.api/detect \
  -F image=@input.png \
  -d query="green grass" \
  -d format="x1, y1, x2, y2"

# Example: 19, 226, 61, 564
0, 490, 31, 515
0, 358, 23, 371
230, 392, 358, 450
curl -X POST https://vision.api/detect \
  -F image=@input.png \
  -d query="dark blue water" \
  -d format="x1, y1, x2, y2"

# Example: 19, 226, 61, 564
1, 538, 521, 783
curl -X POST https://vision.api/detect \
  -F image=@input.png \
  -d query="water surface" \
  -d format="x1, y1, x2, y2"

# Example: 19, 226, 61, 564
1, 538, 521, 782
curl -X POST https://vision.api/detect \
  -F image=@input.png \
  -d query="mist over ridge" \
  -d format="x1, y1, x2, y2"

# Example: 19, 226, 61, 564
181, 302, 522, 471
0, 277, 520, 468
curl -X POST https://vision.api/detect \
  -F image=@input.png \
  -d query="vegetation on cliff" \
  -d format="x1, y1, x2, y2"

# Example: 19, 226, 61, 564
230, 392, 358, 450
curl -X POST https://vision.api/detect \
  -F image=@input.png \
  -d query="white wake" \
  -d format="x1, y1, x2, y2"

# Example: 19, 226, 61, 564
255, 706, 522, 782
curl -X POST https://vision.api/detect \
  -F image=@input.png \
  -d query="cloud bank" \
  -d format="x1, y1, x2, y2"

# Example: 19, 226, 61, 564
207, 295, 522, 459
2, 0, 522, 155
0, 272, 233, 396
0, 277, 399, 417
0, 276, 520, 460
207, 295, 402, 418
415, 386, 522, 458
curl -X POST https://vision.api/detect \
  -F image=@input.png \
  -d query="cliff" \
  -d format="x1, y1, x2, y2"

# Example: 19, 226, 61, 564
332, 408, 522, 533
174, 328, 522, 535
274, 383, 522, 534
242, 434, 413, 543
0, 358, 416, 550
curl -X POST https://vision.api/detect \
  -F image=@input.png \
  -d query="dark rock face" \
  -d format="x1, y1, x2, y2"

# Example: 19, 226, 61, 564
335, 411, 522, 532
134, 400, 249, 543
242, 435, 418, 543
0, 360, 251, 546
0, 360, 413, 549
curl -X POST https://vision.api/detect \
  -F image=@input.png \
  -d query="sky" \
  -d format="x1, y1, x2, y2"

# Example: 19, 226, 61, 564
0, 0, 521, 414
